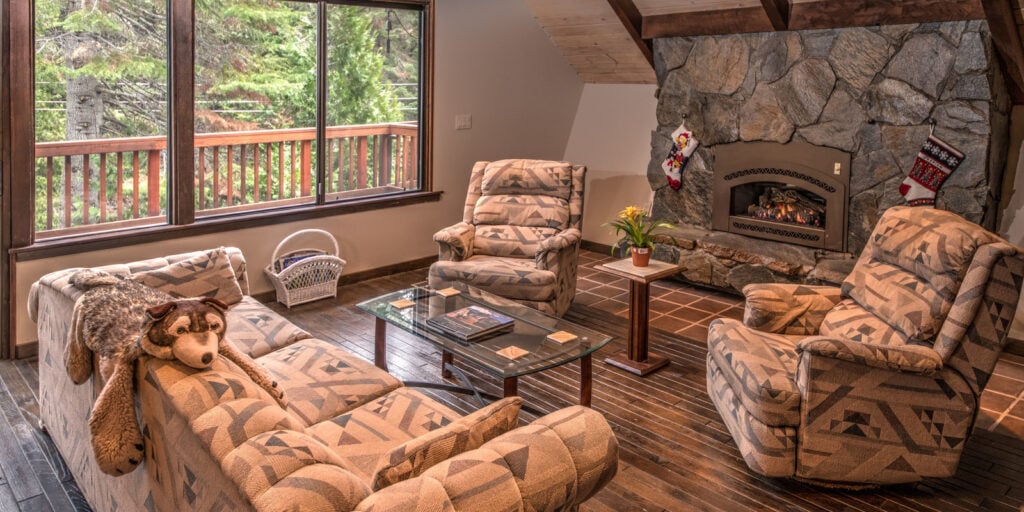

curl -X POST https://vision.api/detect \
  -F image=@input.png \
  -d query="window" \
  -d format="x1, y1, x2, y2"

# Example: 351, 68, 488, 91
34, 0, 170, 238
30, 0, 430, 241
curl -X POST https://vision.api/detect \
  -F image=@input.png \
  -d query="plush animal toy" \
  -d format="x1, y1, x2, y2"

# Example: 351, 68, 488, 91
67, 270, 286, 476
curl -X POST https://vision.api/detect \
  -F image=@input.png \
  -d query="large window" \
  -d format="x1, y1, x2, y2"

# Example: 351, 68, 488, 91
30, 0, 430, 241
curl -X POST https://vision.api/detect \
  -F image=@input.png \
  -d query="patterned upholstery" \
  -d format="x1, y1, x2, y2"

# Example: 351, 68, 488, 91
31, 248, 618, 511
130, 247, 245, 305
707, 206, 1024, 485
429, 159, 585, 317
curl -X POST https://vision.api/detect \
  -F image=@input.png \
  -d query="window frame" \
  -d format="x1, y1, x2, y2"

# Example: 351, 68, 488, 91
10, 0, 435, 257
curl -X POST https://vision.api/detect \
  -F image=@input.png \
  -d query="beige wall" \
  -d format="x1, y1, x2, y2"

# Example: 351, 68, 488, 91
15, 0, 584, 346
998, 106, 1024, 341
563, 84, 659, 245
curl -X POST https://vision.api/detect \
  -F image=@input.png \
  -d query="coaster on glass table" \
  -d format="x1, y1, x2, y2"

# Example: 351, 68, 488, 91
389, 299, 416, 309
546, 330, 578, 344
435, 287, 461, 297
496, 345, 529, 360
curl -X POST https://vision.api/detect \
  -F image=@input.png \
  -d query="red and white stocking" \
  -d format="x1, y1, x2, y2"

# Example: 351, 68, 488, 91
899, 134, 964, 206
662, 122, 698, 191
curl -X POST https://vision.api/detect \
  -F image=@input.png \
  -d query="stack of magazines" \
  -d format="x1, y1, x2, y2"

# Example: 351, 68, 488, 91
427, 305, 515, 341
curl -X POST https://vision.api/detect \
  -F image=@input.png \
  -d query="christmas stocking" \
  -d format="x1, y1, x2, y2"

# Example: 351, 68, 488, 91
662, 122, 698, 191
899, 133, 965, 206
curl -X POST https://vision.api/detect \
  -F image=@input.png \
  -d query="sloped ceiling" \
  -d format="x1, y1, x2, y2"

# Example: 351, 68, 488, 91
525, 0, 1024, 103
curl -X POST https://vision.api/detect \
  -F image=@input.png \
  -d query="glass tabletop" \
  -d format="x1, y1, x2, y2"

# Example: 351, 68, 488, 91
357, 281, 613, 379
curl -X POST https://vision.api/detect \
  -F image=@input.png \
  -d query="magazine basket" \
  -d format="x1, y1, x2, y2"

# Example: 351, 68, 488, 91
264, 229, 346, 307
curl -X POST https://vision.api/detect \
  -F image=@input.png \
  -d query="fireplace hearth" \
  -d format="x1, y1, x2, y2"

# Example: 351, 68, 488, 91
711, 141, 851, 252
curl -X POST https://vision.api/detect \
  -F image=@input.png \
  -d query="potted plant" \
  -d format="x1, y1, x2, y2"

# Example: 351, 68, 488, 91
604, 206, 679, 267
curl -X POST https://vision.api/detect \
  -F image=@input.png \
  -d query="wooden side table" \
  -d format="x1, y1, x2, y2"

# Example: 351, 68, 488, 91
595, 258, 682, 376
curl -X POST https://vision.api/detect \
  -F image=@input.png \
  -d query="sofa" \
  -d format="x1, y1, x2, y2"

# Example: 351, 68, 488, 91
706, 206, 1024, 485
30, 247, 618, 511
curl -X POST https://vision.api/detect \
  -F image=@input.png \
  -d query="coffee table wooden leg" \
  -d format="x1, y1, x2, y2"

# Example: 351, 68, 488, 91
441, 350, 453, 379
580, 353, 592, 407
503, 376, 518, 398
374, 317, 388, 372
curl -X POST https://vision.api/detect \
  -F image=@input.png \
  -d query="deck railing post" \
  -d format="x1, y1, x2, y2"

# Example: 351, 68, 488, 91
147, 149, 161, 216
300, 140, 312, 196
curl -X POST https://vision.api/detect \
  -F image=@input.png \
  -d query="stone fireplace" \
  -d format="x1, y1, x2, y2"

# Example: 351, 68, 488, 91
646, 21, 1011, 293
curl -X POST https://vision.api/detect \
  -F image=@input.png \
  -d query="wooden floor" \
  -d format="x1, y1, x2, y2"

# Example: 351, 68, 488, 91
2, 258, 1024, 511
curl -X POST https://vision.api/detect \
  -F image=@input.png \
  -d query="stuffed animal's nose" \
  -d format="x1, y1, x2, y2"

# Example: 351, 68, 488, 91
201, 353, 213, 365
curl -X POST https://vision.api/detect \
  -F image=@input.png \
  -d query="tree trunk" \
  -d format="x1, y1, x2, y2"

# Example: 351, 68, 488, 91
61, 0, 103, 219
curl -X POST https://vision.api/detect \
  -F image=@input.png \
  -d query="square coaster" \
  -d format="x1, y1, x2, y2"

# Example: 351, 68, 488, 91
389, 298, 416, 309
435, 287, 461, 297
546, 330, 578, 344
496, 345, 529, 360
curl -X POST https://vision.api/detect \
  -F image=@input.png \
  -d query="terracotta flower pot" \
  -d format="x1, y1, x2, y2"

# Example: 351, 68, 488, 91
631, 246, 651, 267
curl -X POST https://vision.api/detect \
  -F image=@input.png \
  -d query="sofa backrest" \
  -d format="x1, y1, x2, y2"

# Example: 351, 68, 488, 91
840, 206, 1022, 393
460, 159, 585, 258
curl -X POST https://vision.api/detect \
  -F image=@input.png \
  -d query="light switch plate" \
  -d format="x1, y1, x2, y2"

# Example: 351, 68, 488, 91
455, 114, 472, 130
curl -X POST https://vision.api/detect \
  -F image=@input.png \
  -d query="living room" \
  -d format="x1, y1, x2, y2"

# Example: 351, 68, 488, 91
2, 0, 1024, 510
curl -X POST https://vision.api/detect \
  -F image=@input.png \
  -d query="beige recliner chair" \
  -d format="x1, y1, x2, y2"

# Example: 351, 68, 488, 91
429, 159, 585, 317
706, 206, 1024, 486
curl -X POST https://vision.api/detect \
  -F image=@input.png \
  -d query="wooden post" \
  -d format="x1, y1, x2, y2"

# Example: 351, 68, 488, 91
45, 158, 54, 230
211, 147, 220, 209
82, 155, 90, 225
147, 149, 161, 216
116, 152, 124, 220
98, 153, 107, 223
132, 152, 141, 218
63, 156, 72, 228
226, 146, 234, 206
300, 141, 312, 197
197, 147, 206, 210
357, 137, 368, 189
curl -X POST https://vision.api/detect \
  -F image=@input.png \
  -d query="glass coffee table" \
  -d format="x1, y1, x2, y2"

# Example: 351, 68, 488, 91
357, 282, 612, 407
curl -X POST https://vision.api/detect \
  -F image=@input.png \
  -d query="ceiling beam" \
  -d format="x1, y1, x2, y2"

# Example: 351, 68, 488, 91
787, 0, 985, 30
981, 0, 1024, 103
605, 0, 654, 68
761, 0, 790, 31
643, 7, 776, 39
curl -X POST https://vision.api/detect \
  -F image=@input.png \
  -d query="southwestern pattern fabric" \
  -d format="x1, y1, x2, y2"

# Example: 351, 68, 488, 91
131, 247, 245, 305
706, 206, 1023, 485
32, 248, 618, 511
431, 159, 585, 317
226, 296, 312, 358
742, 283, 842, 335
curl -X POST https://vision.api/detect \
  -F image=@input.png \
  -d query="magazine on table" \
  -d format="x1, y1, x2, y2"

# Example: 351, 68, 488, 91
426, 305, 515, 341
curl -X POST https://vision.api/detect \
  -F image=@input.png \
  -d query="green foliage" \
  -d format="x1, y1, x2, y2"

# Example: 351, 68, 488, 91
603, 206, 680, 252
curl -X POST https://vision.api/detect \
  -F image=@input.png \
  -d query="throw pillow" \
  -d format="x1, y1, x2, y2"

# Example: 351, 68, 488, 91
371, 396, 522, 490
131, 248, 244, 305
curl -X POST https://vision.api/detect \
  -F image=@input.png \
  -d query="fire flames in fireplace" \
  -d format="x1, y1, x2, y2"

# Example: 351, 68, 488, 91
746, 187, 825, 227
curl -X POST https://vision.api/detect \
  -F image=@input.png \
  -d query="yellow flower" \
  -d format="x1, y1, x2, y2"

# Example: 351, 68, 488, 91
619, 206, 643, 221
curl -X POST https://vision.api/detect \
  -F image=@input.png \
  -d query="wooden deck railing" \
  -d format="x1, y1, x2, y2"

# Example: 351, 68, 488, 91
34, 122, 418, 234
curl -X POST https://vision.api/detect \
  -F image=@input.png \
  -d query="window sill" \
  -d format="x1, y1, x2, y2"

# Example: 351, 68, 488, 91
14, 190, 443, 261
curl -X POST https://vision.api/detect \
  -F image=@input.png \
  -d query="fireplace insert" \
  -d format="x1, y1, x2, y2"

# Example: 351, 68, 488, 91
711, 141, 851, 252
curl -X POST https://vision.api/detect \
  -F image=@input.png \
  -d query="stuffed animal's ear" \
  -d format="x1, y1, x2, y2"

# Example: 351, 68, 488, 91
199, 297, 229, 312
88, 343, 145, 476
146, 302, 177, 321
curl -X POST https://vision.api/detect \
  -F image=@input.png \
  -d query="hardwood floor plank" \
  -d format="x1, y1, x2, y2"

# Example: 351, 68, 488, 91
0, 484, 17, 512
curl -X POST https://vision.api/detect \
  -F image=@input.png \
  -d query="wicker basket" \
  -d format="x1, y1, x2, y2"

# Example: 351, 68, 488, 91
264, 229, 346, 307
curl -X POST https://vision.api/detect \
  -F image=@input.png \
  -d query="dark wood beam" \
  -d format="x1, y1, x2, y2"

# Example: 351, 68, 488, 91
169, 0, 195, 225
981, 0, 1024, 103
643, 7, 776, 39
761, 0, 790, 31
788, 0, 985, 30
606, 0, 654, 68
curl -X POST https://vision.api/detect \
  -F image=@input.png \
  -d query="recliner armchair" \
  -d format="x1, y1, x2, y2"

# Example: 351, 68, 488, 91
706, 206, 1024, 486
429, 159, 585, 317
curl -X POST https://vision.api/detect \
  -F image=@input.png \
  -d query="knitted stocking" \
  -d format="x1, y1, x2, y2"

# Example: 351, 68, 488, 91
899, 134, 965, 206
662, 123, 698, 191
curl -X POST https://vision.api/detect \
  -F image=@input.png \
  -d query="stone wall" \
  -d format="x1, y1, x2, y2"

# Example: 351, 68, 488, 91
645, 21, 1011, 293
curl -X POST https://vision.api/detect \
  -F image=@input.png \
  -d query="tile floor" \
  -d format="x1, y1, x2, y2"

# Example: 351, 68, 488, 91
574, 249, 1024, 441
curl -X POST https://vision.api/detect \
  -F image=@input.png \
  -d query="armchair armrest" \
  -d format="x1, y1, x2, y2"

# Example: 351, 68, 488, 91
536, 228, 581, 270
743, 284, 842, 335
797, 336, 942, 375
354, 406, 618, 512
433, 222, 476, 261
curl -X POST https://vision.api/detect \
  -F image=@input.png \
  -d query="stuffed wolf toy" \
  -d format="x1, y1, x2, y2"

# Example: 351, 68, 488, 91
67, 270, 286, 476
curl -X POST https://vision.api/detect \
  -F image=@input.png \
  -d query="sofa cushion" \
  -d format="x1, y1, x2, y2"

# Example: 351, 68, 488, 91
308, 388, 465, 484
820, 299, 910, 346
429, 256, 556, 302
481, 159, 571, 199
372, 396, 522, 490
707, 318, 802, 426
131, 248, 244, 305
226, 296, 312, 358
474, 225, 561, 258
843, 259, 947, 342
259, 338, 402, 426
473, 195, 570, 230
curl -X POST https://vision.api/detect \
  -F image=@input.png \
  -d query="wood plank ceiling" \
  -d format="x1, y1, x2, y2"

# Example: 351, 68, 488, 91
524, 0, 1024, 104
